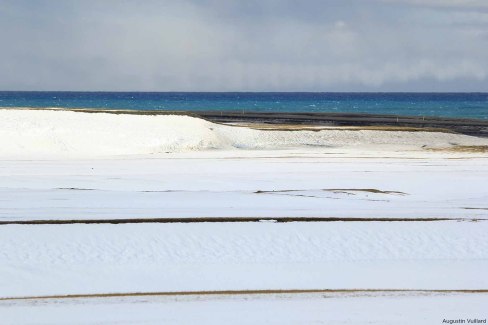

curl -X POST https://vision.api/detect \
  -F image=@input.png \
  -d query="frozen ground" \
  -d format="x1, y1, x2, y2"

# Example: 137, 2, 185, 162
0, 109, 487, 323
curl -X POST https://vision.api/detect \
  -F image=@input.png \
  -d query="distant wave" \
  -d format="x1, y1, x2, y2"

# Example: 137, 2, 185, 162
1, 91, 488, 119
0, 108, 486, 157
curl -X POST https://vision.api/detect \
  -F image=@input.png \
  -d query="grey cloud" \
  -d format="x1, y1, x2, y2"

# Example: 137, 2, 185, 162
0, 0, 487, 91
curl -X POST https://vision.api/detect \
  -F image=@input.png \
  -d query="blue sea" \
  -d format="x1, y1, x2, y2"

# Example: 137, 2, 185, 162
1, 92, 487, 119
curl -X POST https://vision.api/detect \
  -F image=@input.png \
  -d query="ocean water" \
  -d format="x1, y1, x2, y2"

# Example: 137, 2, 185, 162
0, 92, 487, 119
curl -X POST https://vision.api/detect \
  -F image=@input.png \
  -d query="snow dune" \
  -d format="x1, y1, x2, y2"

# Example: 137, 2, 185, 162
1, 108, 487, 157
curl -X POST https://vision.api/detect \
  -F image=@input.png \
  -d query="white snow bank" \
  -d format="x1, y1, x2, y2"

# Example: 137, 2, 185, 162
1, 109, 487, 157
0, 109, 226, 157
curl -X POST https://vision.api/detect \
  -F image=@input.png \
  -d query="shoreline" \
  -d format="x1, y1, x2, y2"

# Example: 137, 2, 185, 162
2, 107, 488, 137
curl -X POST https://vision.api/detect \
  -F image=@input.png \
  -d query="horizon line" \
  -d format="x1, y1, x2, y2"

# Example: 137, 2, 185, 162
1, 90, 488, 94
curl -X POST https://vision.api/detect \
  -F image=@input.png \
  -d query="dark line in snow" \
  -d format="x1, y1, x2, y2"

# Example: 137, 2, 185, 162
1, 289, 488, 301
0, 216, 483, 225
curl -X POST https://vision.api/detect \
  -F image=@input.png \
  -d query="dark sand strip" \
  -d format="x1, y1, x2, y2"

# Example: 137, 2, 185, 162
198, 111, 488, 137
0, 217, 482, 225
2, 289, 487, 301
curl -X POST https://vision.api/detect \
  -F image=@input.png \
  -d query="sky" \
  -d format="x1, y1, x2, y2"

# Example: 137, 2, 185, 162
0, 0, 487, 91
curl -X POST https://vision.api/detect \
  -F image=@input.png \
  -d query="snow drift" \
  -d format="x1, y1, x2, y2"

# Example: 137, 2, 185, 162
1, 108, 487, 157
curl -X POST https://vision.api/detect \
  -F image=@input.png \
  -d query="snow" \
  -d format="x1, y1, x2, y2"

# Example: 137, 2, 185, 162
1, 221, 487, 297
1, 108, 487, 323
1, 154, 487, 220
1, 108, 487, 158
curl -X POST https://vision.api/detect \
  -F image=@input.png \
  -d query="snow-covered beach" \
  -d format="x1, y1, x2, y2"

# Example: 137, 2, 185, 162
1, 108, 487, 324
1, 108, 488, 158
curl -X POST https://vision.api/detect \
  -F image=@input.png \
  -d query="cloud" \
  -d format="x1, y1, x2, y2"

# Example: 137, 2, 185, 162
0, 0, 487, 91
378, 0, 488, 8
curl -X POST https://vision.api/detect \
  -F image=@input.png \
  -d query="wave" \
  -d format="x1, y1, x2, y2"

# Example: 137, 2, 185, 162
0, 109, 486, 157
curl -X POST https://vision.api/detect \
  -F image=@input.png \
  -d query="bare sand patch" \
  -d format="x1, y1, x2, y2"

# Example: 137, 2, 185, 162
426, 145, 488, 153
